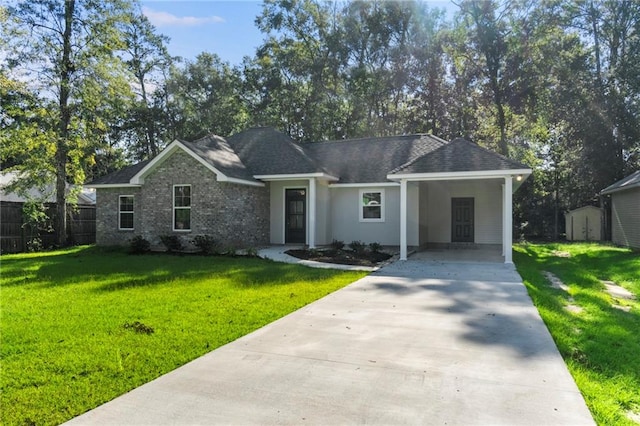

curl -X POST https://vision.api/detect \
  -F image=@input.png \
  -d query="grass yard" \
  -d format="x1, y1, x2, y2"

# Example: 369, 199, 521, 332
514, 243, 640, 425
0, 246, 367, 426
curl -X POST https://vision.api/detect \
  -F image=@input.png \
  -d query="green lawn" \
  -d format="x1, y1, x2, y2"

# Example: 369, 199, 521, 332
0, 246, 367, 426
514, 243, 640, 425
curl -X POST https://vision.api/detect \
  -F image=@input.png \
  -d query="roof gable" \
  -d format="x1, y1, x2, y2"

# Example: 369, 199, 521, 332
601, 170, 640, 195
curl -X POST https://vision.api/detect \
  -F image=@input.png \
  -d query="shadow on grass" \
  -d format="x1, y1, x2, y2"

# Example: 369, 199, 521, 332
1, 246, 355, 292
513, 245, 640, 421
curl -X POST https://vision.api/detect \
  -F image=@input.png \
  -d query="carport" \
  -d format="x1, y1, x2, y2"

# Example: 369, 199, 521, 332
386, 140, 531, 264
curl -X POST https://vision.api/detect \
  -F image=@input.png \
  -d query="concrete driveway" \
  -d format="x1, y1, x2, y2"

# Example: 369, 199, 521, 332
67, 260, 594, 425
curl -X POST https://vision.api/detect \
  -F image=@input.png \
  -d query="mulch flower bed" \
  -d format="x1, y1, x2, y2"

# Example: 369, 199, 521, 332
285, 248, 392, 267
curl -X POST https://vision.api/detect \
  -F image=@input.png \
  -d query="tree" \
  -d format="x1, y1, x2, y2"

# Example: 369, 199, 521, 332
3, 0, 134, 246
167, 53, 249, 140
253, 0, 348, 141
121, 9, 174, 160
453, 0, 512, 156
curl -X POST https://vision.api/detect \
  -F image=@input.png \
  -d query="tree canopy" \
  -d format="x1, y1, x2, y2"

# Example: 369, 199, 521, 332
2, 0, 638, 242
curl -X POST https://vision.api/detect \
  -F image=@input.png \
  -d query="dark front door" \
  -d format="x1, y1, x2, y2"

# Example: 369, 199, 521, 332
452, 198, 474, 243
285, 189, 306, 244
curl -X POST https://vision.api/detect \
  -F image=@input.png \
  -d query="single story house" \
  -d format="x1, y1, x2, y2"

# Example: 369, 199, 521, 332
564, 205, 603, 241
87, 127, 531, 263
600, 170, 640, 249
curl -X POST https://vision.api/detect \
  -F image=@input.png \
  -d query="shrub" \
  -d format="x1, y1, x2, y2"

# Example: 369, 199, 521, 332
26, 238, 44, 253
245, 247, 259, 257
192, 235, 218, 255
369, 242, 383, 253
159, 235, 183, 253
129, 235, 150, 254
348, 240, 366, 254
330, 239, 345, 251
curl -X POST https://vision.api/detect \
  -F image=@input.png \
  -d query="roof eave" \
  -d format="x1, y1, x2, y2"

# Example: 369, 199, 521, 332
219, 176, 265, 187
85, 183, 143, 189
600, 182, 640, 196
329, 182, 400, 188
386, 169, 532, 181
254, 173, 339, 182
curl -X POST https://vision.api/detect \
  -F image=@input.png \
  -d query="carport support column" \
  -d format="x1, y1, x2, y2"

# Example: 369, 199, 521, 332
503, 176, 513, 264
308, 178, 316, 248
400, 179, 408, 260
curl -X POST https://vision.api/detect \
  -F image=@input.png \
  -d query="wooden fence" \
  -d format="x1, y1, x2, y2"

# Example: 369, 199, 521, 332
0, 201, 96, 254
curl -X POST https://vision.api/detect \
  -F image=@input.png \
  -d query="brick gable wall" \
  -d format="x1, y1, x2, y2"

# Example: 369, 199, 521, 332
95, 150, 269, 249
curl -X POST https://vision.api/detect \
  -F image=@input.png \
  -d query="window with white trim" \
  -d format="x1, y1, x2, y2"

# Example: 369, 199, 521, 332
119, 195, 134, 230
173, 185, 191, 231
359, 189, 385, 222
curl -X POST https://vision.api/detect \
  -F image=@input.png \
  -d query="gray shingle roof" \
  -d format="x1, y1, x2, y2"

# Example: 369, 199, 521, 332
390, 138, 528, 175
227, 127, 323, 175
304, 134, 448, 183
88, 160, 150, 185
600, 170, 640, 195
88, 129, 530, 186
184, 134, 257, 182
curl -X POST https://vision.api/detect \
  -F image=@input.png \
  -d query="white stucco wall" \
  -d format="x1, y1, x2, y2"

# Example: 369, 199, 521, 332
423, 179, 503, 244
611, 188, 640, 249
268, 178, 503, 247
329, 185, 419, 246
316, 181, 332, 245
269, 180, 308, 244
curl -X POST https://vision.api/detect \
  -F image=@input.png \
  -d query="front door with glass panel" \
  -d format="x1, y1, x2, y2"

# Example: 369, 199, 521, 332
285, 188, 306, 244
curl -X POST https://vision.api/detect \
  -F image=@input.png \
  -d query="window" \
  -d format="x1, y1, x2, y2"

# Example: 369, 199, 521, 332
359, 189, 384, 222
173, 185, 191, 231
119, 196, 134, 230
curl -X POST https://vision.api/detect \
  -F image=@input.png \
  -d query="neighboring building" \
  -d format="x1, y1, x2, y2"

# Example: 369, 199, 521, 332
0, 172, 96, 253
600, 170, 640, 249
87, 127, 531, 263
565, 206, 603, 241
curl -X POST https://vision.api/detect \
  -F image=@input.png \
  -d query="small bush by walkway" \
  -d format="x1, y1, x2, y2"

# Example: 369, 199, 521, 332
0, 246, 367, 425
514, 243, 640, 425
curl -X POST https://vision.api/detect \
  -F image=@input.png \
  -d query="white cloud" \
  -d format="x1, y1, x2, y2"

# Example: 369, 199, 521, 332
142, 6, 225, 27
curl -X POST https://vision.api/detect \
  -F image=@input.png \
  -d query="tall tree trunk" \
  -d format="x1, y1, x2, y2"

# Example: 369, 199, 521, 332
138, 73, 158, 157
56, 0, 75, 246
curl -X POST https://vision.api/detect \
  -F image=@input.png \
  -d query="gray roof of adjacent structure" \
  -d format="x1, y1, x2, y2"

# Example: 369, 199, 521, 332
600, 170, 640, 195
87, 128, 529, 186
390, 138, 528, 175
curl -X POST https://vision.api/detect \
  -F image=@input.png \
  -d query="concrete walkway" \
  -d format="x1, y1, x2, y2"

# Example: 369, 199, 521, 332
66, 260, 593, 425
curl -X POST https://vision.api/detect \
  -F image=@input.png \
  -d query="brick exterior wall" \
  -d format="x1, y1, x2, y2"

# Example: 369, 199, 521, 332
95, 150, 270, 249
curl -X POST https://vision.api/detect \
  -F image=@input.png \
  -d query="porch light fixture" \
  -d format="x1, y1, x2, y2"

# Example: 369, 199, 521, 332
516, 174, 523, 182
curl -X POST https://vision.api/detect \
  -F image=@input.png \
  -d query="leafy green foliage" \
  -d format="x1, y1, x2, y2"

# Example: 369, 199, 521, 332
514, 243, 640, 425
3, 0, 135, 245
0, 246, 366, 425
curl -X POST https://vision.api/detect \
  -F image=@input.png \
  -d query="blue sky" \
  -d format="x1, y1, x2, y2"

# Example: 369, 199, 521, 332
141, 1, 457, 65
141, 1, 265, 64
